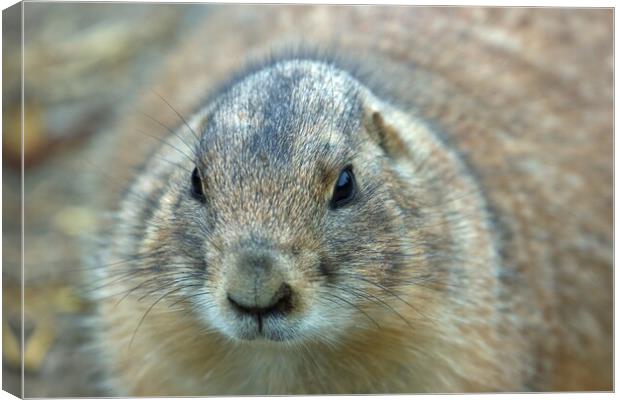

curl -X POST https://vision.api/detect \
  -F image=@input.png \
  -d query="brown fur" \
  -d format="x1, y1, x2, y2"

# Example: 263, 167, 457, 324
86, 6, 612, 394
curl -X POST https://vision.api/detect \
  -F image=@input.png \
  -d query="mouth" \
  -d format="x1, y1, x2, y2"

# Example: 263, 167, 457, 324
231, 313, 296, 342
227, 305, 298, 342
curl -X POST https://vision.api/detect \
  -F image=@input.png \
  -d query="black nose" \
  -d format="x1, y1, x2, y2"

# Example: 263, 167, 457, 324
227, 283, 293, 317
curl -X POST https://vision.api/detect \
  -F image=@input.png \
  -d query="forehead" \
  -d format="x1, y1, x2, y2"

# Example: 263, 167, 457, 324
198, 60, 363, 173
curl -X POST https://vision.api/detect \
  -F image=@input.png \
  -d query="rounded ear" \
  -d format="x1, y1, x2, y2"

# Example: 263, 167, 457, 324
361, 93, 409, 158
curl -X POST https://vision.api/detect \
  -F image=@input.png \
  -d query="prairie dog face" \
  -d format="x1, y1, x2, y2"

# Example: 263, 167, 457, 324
115, 59, 443, 345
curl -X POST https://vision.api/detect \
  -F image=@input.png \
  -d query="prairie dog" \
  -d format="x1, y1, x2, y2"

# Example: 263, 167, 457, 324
86, 6, 612, 395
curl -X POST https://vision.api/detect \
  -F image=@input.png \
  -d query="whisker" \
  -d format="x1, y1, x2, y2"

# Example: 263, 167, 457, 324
113, 275, 197, 308
328, 282, 413, 328
321, 292, 380, 329
129, 286, 185, 348
168, 290, 211, 309
136, 128, 195, 164
151, 89, 201, 143
151, 154, 192, 174
137, 109, 197, 155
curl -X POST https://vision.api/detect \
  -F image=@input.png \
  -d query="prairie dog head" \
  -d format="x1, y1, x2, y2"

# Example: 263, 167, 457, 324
108, 58, 497, 346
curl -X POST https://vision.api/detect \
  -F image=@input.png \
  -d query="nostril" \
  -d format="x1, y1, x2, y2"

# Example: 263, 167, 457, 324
227, 283, 294, 317
270, 283, 292, 309
227, 295, 247, 312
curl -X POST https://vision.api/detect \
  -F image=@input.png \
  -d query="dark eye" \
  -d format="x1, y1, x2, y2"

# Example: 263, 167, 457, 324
330, 167, 356, 209
190, 167, 206, 202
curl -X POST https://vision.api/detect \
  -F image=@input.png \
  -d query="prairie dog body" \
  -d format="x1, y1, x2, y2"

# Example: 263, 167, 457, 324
86, 7, 612, 394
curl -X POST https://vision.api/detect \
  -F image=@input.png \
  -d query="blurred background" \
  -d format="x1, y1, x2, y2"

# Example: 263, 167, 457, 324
3, 3, 214, 396
2, 2, 613, 397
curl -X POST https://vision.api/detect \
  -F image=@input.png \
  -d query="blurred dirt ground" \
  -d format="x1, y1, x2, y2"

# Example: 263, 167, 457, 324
3, 3, 213, 396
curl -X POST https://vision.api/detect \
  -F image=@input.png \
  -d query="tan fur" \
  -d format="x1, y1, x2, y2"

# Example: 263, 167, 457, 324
86, 6, 612, 394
